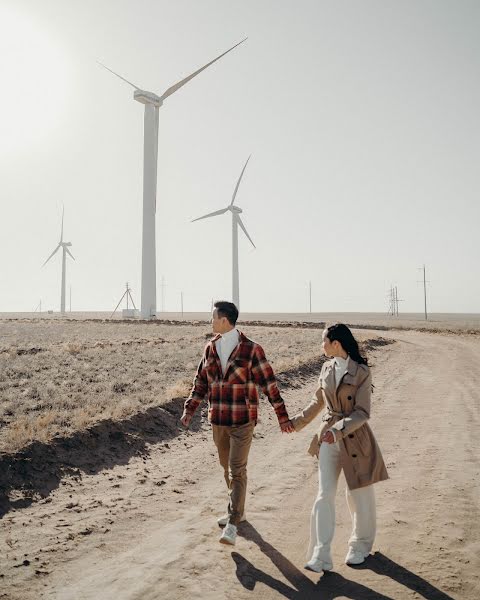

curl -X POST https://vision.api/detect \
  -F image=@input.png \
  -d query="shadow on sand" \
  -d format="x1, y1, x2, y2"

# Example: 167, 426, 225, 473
0, 398, 205, 518
233, 522, 454, 600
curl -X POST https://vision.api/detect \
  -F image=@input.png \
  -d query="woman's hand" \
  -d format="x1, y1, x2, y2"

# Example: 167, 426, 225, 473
321, 430, 335, 444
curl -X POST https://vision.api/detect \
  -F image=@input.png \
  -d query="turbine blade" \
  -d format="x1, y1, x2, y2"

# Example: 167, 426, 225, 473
65, 247, 75, 261
191, 207, 229, 222
159, 38, 247, 102
97, 61, 140, 90
42, 245, 61, 267
60, 205, 64, 243
237, 215, 256, 248
230, 155, 251, 206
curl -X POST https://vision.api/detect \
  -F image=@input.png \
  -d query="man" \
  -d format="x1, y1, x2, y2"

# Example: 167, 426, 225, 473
181, 301, 294, 545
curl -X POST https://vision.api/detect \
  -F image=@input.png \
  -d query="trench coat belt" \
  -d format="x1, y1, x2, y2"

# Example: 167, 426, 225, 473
322, 409, 345, 422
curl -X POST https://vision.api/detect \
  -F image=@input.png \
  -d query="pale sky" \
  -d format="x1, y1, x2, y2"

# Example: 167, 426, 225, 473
1, 0, 479, 314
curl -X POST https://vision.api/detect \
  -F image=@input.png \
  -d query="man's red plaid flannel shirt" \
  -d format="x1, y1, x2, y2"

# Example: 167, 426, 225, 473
184, 331, 290, 426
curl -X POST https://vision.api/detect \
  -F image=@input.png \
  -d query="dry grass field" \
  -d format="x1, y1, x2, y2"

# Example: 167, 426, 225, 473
0, 319, 355, 455
1, 312, 477, 454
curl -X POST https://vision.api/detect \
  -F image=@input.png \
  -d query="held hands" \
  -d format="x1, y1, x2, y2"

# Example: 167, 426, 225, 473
280, 420, 295, 434
180, 412, 192, 428
320, 430, 335, 444
182, 413, 295, 432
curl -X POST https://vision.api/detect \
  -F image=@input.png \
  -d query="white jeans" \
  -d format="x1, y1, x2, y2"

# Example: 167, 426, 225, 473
308, 440, 376, 563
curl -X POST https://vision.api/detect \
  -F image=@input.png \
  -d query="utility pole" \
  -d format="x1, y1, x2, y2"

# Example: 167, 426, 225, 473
309, 281, 312, 313
422, 265, 427, 320
417, 265, 428, 320
387, 285, 402, 316
181, 291, 184, 318
387, 286, 394, 316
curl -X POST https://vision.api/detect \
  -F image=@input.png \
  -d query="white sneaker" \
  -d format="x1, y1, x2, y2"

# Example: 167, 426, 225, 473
219, 523, 237, 545
217, 513, 246, 527
304, 558, 333, 573
345, 548, 369, 565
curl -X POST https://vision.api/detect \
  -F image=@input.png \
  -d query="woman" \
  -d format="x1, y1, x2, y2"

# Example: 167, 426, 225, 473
291, 323, 388, 573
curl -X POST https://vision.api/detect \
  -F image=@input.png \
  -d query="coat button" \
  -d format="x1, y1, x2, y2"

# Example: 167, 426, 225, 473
352, 454, 357, 458
348, 395, 352, 400
348, 434, 354, 438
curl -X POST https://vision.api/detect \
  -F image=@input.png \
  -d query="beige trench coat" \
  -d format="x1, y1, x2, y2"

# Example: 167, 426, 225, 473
291, 357, 388, 490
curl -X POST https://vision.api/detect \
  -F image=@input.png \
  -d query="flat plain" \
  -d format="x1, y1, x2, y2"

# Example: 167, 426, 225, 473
0, 314, 479, 599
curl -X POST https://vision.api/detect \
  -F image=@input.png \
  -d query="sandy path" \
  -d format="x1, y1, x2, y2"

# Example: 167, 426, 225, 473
1, 330, 479, 599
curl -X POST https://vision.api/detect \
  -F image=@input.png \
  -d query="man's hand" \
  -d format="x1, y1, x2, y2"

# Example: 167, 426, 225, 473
280, 420, 295, 434
180, 412, 192, 428
321, 430, 335, 444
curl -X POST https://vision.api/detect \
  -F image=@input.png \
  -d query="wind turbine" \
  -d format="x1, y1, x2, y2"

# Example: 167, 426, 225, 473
192, 156, 255, 309
98, 38, 247, 319
42, 207, 75, 314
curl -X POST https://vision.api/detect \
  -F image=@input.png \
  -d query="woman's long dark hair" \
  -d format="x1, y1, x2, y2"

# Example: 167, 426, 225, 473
325, 323, 368, 366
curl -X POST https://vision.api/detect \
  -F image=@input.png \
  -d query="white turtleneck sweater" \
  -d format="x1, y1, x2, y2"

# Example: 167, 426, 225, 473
215, 328, 240, 374
334, 355, 349, 389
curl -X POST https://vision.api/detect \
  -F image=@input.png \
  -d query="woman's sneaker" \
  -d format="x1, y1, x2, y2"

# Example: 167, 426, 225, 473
219, 523, 237, 545
345, 548, 369, 565
304, 558, 333, 573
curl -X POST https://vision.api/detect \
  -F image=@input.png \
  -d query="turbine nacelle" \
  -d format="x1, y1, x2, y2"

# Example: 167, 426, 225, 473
230, 205, 242, 214
134, 90, 163, 107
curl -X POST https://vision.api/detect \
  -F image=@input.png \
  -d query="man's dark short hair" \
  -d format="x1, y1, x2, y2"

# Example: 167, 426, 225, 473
214, 301, 239, 326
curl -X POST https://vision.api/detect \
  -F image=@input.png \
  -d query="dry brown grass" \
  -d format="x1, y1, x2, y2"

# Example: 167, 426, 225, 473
0, 320, 381, 455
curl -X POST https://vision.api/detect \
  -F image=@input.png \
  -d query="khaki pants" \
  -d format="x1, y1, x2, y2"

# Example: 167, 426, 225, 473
212, 421, 255, 526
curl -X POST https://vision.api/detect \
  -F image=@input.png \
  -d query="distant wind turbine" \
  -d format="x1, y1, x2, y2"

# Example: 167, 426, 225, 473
98, 38, 247, 319
192, 156, 255, 309
42, 207, 75, 314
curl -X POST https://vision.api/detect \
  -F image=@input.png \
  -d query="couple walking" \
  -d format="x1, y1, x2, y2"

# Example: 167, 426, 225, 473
181, 301, 388, 572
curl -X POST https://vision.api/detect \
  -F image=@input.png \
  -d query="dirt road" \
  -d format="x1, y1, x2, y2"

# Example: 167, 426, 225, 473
1, 330, 479, 599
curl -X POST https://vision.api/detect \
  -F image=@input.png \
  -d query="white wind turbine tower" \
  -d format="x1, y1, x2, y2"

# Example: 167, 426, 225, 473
192, 156, 255, 309
42, 207, 75, 314
98, 39, 247, 319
